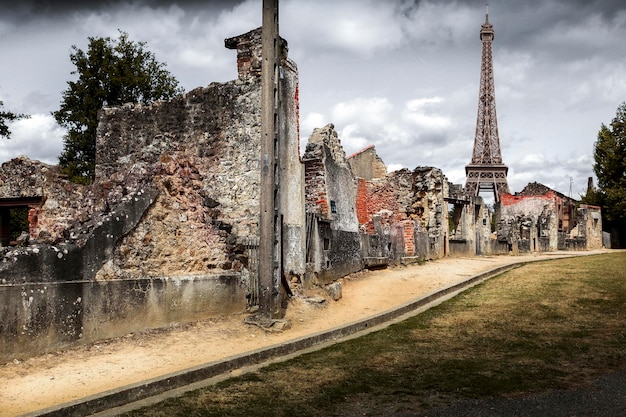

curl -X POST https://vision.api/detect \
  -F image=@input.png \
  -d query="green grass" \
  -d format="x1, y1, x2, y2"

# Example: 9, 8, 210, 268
124, 252, 626, 417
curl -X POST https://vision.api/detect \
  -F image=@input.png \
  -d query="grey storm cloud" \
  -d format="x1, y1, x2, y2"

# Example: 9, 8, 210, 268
2, 0, 239, 14
1, 0, 625, 197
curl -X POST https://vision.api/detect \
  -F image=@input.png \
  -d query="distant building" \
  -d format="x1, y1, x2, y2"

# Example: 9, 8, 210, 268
499, 182, 603, 252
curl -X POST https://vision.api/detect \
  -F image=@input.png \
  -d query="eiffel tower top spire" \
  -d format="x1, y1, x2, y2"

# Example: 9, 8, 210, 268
465, 7, 510, 202
482, 5, 493, 40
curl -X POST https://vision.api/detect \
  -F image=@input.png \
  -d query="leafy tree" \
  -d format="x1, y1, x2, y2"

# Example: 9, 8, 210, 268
0, 99, 28, 139
9, 207, 29, 241
53, 31, 184, 184
583, 102, 626, 247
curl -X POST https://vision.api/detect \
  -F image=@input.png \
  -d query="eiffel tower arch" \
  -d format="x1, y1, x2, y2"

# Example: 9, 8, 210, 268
465, 10, 510, 202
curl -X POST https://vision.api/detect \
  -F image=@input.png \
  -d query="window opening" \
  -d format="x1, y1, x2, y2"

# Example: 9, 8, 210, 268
10, 207, 29, 242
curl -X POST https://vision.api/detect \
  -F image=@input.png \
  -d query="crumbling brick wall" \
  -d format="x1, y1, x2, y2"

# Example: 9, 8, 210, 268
337, 140, 451, 261
353, 161, 448, 259
518, 182, 576, 233
303, 124, 362, 283
304, 157, 329, 217
500, 191, 559, 251
303, 124, 358, 232
364, 169, 413, 227
355, 178, 368, 225
498, 182, 601, 252
0, 157, 84, 242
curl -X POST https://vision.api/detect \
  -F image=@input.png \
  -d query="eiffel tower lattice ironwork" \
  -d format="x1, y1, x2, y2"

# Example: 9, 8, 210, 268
465, 10, 510, 202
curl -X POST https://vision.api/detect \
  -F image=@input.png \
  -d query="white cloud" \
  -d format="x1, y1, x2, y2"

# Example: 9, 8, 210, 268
325, 97, 418, 157
178, 48, 224, 69
564, 153, 594, 173
301, 112, 327, 138
506, 150, 594, 197
386, 163, 404, 173
338, 124, 370, 152
332, 97, 393, 126
444, 167, 467, 185
210, 0, 260, 36
402, 97, 451, 130
515, 153, 547, 171
0, 114, 65, 165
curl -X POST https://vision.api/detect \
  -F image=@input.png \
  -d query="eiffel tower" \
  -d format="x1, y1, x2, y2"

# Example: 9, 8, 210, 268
465, 9, 510, 202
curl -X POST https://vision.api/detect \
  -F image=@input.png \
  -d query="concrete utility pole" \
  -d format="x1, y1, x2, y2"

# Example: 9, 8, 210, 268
258, 0, 280, 318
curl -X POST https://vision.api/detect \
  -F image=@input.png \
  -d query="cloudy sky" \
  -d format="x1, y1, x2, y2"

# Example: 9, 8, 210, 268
1, 0, 625, 200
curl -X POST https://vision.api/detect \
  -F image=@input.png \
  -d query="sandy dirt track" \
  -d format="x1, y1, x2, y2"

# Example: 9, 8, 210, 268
0, 251, 606, 416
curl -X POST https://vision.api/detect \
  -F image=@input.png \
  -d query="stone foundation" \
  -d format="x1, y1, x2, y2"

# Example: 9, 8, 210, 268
0, 273, 246, 363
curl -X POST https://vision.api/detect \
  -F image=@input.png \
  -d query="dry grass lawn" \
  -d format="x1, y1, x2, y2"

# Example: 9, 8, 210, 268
124, 253, 626, 417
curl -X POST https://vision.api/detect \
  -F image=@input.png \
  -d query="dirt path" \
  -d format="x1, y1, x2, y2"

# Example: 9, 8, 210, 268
0, 251, 604, 416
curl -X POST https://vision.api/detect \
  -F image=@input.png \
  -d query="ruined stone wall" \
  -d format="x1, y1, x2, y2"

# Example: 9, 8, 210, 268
278, 58, 306, 278
447, 193, 501, 257
518, 182, 577, 233
94, 79, 262, 279
93, 29, 304, 281
474, 199, 494, 255
357, 169, 416, 259
225, 31, 263, 78
501, 192, 555, 218
446, 183, 479, 256
302, 126, 453, 269
92, 27, 302, 278
0, 157, 84, 242
303, 125, 363, 283
500, 192, 559, 251
0, 27, 305, 362
1, 80, 264, 280
577, 204, 603, 250
364, 169, 413, 227
351, 156, 450, 260
409, 167, 448, 258
355, 178, 369, 225
347, 145, 387, 180
303, 124, 359, 233
0, 273, 246, 364
348, 151, 451, 260
447, 202, 475, 257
